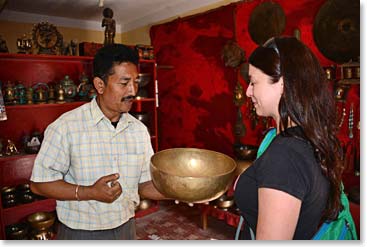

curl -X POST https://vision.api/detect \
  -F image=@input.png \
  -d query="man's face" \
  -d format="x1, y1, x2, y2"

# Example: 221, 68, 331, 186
97, 62, 139, 119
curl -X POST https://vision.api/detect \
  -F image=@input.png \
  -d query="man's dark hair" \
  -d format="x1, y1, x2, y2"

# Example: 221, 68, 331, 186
93, 44, 139, 83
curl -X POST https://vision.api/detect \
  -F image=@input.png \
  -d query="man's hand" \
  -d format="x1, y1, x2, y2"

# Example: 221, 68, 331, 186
89, 173, 122, 203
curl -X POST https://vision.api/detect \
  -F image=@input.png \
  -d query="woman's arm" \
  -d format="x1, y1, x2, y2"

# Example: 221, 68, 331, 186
256, 188, 301, 240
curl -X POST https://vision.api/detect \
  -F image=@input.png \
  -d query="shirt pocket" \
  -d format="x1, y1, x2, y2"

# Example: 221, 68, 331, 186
119, 153, 145, 188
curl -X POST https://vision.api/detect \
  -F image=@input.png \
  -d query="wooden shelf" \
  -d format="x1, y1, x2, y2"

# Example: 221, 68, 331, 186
0, 53, 94, 61
4, 101, 86, 110
0, 49, 160, 239
3, 199, 56, 226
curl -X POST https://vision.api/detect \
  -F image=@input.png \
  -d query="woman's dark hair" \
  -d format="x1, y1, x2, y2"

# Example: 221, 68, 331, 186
249, 36, 343, 221
93, 44, 139, 83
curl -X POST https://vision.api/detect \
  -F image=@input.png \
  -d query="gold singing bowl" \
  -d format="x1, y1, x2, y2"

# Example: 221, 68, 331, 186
150, 148, 237, 203
27, 212, 55, 231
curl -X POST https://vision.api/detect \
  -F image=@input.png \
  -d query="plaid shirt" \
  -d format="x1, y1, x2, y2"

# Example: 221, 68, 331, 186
30, 98, 153, 230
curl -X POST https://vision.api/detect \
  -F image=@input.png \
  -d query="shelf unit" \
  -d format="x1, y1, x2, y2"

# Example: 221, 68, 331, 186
0, 53, 159, 239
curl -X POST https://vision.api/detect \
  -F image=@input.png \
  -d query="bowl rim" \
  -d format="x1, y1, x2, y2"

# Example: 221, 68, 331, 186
150, 147, 237, 178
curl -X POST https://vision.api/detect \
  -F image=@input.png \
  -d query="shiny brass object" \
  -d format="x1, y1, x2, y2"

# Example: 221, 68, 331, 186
26, 87, 33, 104
216, 195, 234, 210
344, 67, 353, 79
150, 148, 236, 203
234, 160, 252, 176
313, 0, 359, 63
248, 1, 286, 45
137, 198, 152, 211
5, 139, 19, 156
354, 67, 360, 79
16, 34, 32, 54
233, 144, 258, 161
233, 82, 245, 107
56, 85, 65, 103
221, 40, 245, 68
27, 211, 55, 231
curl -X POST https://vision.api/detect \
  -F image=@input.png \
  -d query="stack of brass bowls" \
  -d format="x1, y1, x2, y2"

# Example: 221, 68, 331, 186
150, 148, 237, 203
27, 211, 55, 240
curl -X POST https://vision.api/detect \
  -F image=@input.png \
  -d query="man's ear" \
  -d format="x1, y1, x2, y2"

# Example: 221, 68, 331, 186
93, 77, 105, 94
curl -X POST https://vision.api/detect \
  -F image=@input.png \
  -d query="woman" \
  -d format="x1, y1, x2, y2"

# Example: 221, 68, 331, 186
234, 36, 344, 239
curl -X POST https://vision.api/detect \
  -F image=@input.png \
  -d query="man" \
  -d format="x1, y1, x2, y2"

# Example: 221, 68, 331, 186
30, 44, 167, 240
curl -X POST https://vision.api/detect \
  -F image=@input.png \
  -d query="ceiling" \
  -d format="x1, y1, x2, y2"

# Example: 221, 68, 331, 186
0, 0, 236, 33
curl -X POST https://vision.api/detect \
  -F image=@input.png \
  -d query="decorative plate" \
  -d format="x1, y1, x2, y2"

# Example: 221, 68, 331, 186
32, 22, 63, 55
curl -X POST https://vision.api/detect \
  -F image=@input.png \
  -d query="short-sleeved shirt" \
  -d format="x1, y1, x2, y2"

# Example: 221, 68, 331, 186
30, 98, 153, 230
234, 127, 330, 239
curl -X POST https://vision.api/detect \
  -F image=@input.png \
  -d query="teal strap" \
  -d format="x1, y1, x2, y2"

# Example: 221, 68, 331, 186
235, 216, 244, 240
235, 216, 256, 240
257, 128, 277, 158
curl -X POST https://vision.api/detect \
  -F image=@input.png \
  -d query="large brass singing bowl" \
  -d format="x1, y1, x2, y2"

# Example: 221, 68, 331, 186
150, 148, 237, 203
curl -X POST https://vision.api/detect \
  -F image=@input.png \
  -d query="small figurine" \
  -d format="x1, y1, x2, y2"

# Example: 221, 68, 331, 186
4, 81, 16, 105
77, 73, 91, 101
56, 84, 65, 103
70, 39, 78, 56
5, 139, 19, 156
15, 82, 27, 105
102, 8, 116, 45
48, 83, 56, 103
26, 87, 33, 104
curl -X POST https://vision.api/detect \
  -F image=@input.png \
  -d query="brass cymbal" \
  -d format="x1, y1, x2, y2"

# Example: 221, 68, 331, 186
248, 1, 286, 45
313, 0, 359, 63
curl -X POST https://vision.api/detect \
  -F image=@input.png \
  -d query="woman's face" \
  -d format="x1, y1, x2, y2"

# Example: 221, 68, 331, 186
246, 64, 283, 121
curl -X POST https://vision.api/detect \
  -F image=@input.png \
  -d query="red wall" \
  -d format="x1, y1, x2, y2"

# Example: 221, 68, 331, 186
151, 4, 237, 156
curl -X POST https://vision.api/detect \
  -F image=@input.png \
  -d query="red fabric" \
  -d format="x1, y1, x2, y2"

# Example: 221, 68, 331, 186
150, 0, 360, 188
151, 4, 237, 156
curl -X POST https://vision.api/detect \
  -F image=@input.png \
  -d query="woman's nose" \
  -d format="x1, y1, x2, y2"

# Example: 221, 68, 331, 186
246, 84, 252, 97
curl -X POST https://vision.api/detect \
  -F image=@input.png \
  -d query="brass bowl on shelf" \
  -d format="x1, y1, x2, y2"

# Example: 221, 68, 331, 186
6, 222, 29, 240
150, 148, 237, 203
233, 144, 258, 161
138, 199, 152, 211
27, 211, 55, 231
234, 160, 252, 176
216, 195, 234, 210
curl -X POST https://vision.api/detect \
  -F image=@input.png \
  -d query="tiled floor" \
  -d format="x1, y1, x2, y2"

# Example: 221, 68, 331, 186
136, 201, 236, 240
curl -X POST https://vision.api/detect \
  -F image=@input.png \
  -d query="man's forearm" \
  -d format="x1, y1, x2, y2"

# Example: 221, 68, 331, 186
30, 180, 92, 201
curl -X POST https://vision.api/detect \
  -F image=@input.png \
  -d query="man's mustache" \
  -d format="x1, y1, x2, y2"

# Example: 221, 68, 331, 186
122, 95, 136, 101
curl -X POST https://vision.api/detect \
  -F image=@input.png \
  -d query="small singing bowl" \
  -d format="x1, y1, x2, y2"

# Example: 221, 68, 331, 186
234, 144, 258, 161
216, 194, 234, 209
6, 222, 28, 240
1, 186, 16, 196
235, 160, 252, 176
150, 148, 237, 203
16, 183, 30, 192
27, 212, 55, 231
138, 73, 152, 87
138, 199, 152, 211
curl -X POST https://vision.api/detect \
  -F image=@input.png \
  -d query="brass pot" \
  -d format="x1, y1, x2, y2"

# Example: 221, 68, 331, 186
150, 148, 236, 203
